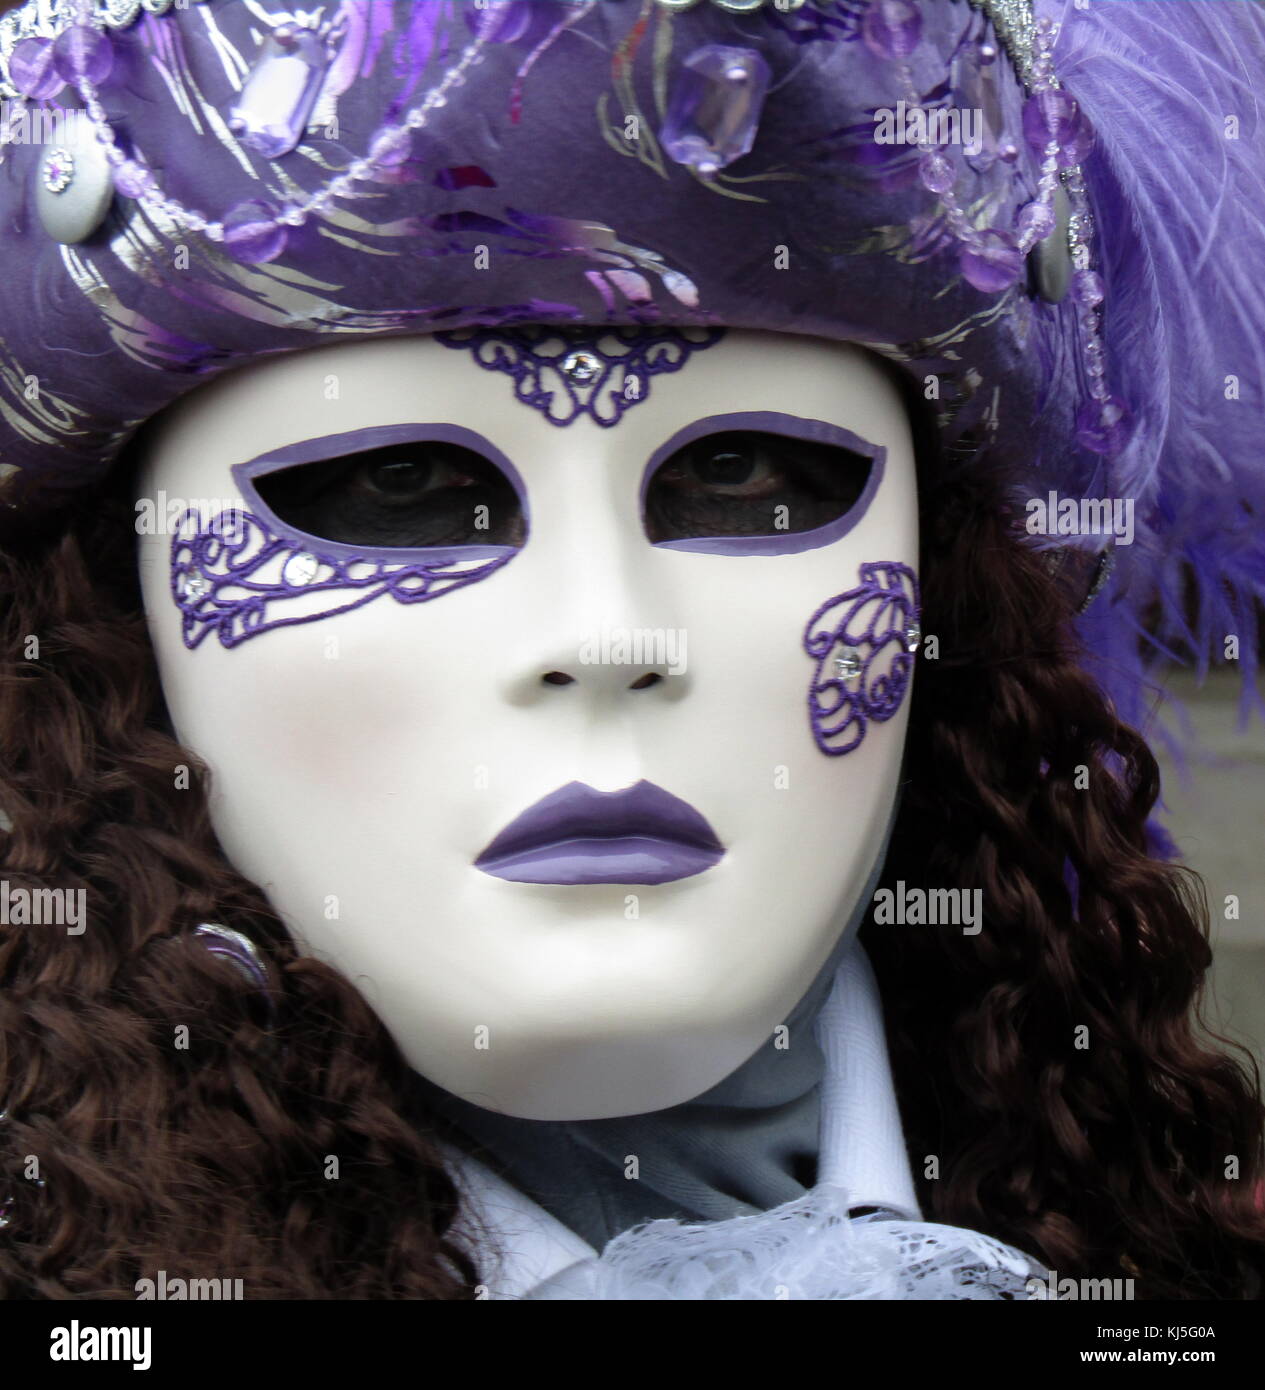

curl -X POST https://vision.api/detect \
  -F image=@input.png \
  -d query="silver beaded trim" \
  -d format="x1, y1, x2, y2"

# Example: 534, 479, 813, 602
0, 0, 211, 98
966, 0, 1039, 89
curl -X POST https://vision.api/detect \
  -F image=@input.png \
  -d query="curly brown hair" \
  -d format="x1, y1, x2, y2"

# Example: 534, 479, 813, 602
862, 445, 1265, 1299
0, 487, 483, 1298
2, 436, 1264, 1298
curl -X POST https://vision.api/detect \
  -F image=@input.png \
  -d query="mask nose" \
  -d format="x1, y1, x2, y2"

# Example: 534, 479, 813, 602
495, 435, 692, 707
503, 627, 690, 706
540, 668, 665, 690
498, 556, 692, 707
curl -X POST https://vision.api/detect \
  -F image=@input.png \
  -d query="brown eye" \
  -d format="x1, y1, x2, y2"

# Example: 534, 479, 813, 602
644, 429, 873, 542
685, 442, 778, 490
254, 440, 524, 549
364, 457, 438, 495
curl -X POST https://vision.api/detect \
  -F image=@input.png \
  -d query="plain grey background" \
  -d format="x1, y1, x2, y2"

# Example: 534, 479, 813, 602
1155, 666, 1265, 1084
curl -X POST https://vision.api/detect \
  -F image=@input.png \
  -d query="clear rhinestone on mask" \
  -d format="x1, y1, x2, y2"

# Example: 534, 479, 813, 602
282, 551, 320, 587
560, 350, 602, 384
905, 620, 922, 652
834, 647, 862, 683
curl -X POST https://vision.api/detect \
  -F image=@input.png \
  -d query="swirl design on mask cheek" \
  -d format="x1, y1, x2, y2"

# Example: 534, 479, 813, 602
803, 562, 922, 756
169, 507, 511, 651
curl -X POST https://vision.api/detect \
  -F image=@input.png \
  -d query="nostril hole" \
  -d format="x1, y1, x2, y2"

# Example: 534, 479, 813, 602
541, 671, 575, 686
629, 672, 662, 690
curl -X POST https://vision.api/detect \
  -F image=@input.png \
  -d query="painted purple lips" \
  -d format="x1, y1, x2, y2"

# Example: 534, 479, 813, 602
474, 780, 726, 886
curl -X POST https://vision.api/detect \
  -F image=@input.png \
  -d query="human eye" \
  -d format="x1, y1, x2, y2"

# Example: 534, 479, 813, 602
643, 427, 876, 544
251, 438, 525, 549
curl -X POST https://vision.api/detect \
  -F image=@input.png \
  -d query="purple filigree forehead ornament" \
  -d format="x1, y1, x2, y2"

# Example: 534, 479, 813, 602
170, 507, 512, 651
434, 325, 729, 428
803, 561, 921, 756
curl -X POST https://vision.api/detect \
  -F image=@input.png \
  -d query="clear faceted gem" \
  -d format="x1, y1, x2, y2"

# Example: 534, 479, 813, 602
905, 620, 922, 652
182, 574, 209, 600
861, 0, 922, 61
834, 647, 862, 683
661, 44, 771, 177
953, 34, 1004, 174
560, 350, 601, 384
228, 23, 334, 160
282, 551, 320, 587
918, 150, 954, 195
41, 148, 74, 194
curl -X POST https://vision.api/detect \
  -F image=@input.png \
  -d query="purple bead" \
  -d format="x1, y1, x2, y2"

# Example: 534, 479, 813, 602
223, 200, 288, 264
1075, 395, 1134, 456
52, 24, 114, 85
9, 37, 63, 100
861, 0, 922, 61
959, 230, 1024, 293
1022, 88, 1093, 169
1073, 268, 1105, 306
1017, 199, 1055, 242
661, 45, 771, 177
112, 160, 153, 198
918, 150, 955, 195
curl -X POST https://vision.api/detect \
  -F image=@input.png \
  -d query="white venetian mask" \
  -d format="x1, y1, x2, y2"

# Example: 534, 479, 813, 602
134, 327, 919, 1120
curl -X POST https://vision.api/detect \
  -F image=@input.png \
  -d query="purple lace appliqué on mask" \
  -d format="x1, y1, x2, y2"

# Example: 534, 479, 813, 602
433, 324, 727, 427
170, 508, 511, 651
803, 561, 921, 756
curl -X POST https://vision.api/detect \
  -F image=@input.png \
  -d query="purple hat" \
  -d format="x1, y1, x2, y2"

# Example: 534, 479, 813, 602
0, 0, 1262, 734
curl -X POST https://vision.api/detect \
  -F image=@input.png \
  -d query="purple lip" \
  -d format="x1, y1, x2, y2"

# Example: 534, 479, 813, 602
474, 780, 725, 886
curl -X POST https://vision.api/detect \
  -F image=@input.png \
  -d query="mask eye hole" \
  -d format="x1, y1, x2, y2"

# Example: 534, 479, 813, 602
252, 439, 525, 549
643, 429, 875, 543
